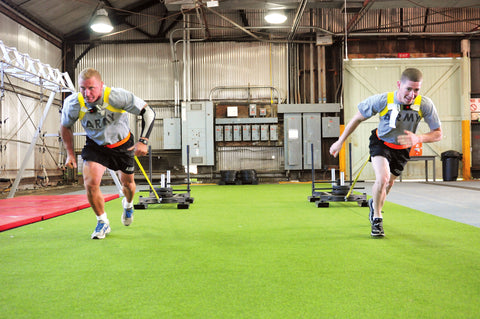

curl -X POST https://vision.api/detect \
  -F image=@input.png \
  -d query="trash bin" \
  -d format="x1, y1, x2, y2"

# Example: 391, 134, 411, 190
441, 151, 462, 181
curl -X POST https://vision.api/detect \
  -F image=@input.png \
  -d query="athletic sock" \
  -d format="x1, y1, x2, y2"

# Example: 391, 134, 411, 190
122, 197, 133, 209
97, 213, 109, 223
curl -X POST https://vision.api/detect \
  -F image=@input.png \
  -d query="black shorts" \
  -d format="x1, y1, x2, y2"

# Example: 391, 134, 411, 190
81, 134, 135, 174
369, 129, 410, 177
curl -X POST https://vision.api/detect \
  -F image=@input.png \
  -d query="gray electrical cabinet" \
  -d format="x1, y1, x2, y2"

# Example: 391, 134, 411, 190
280, 104, 341, 170
215, 125, 223, 141
233, 125, 242, 141
181, 101, 214, 165
260, 124, 269, 141
164, 118, 181, 149
284, 113, 303, 170
251, 124, 260, 141
322, 117, 340, 138
224, 125, 233, 141
303, 113, 322, 169
242, 125, 251, 141
270, 125, 278, 141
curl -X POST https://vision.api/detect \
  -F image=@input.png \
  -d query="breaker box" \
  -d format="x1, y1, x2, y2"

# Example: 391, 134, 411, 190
251, 124, 260, 141
215, 125, 223, 141
224, 125, 233, 141
233, 125, 242, 141
260, 124, 269, 141
181, 101, 214, 165
242, 125, 251, 141
270, 125, 278, 141
322, 117, 340, 137
164, 118, 181, 149
303, 113, 322, 169
284, 113, 303, 170
284, 113, 322, 170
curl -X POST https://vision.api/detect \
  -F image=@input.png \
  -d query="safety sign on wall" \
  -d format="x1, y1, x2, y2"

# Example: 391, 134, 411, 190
471, 98, 480, 121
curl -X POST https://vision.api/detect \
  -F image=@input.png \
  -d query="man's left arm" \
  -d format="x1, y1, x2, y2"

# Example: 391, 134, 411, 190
134, 105, 156, 156
398, 127, 442, 147
399, 97, 442, 147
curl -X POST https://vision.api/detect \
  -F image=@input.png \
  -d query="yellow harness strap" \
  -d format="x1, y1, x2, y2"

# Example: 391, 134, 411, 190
77, 87, 124, 120
412, 94, 423, 118
378, 92, 423, 118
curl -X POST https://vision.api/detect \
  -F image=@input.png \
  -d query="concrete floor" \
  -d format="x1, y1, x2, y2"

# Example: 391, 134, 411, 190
357, 180, 480, 228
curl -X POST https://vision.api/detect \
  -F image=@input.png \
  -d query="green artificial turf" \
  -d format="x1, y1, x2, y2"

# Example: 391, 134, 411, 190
1, 183, 479, 318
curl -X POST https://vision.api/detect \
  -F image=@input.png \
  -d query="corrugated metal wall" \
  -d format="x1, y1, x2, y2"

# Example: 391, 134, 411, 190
1, 13, 63, 180
75, 43, 174, 100
192, 42, 288, 100
75, 41, 288, 101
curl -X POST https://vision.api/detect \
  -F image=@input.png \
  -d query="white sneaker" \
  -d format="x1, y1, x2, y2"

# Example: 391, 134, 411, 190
121, 207, 134, 226
91, 221, 111, 239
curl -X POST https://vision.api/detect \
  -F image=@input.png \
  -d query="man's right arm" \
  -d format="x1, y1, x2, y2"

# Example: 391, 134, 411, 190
329, 111, 367, 158
60, 125, 77, 169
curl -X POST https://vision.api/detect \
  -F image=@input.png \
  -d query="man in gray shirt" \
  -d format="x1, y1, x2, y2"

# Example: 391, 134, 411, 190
329, 68, 442, 237
61, 68, 156, 239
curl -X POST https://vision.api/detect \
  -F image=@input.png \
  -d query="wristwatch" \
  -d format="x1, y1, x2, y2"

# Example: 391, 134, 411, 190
139, 138, 148, 145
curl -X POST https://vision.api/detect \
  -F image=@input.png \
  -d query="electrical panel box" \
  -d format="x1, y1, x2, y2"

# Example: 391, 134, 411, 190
322, 117, 340, 137
224, 125, 233, 141
249, 104, 256, 116
269, 125, 278, 141
233, 125, 242, 141
181, 101, 214, 166
260, 124, 269, 141
303, 113, 322, 169
242, 125, 251, 141
163, 118, 181, 149
284, 113, 303, 170
215, 125, 223, 141
251, 124, 260, 141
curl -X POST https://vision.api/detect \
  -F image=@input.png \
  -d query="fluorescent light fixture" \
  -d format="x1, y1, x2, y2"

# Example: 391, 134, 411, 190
91, 9, 113, 33
264, 11, 287, 24
206, 1, 219, 7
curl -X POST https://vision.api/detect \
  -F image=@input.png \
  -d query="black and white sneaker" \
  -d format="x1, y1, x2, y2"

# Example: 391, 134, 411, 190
371, 218, 385, 237
368, 198, 374, 224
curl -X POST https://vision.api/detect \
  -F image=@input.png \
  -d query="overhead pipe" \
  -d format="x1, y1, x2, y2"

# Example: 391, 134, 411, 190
169, 27, 205, 117
288, 0, 309, 41
169, 24, 334, 115
310, 43, 314, 104
209, 85, 282, 104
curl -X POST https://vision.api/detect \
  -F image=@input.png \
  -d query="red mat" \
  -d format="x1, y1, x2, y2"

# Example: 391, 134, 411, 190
0, 194, 119, 231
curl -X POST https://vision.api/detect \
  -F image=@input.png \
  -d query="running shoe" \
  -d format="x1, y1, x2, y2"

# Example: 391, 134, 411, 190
368, 198, 374, 224
371, 218, 385, 237
91, 221, 111, 239
122, 207, 134, 226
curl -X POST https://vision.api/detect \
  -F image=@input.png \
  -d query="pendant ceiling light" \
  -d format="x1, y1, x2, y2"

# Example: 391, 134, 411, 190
264, 11, 287, 24
90, 8, 113, 33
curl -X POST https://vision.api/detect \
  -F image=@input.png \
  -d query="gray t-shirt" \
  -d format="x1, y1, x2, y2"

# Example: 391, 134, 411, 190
61, 86, 146, 146
357, 91, 441, 145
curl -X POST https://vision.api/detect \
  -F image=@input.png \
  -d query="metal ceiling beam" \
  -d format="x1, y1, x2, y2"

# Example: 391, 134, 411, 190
0, 1, 62, 48
423, 8, 430, 33
347, 0, 375, 33
239, 9, 249, 27
204, 6, 265, 42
